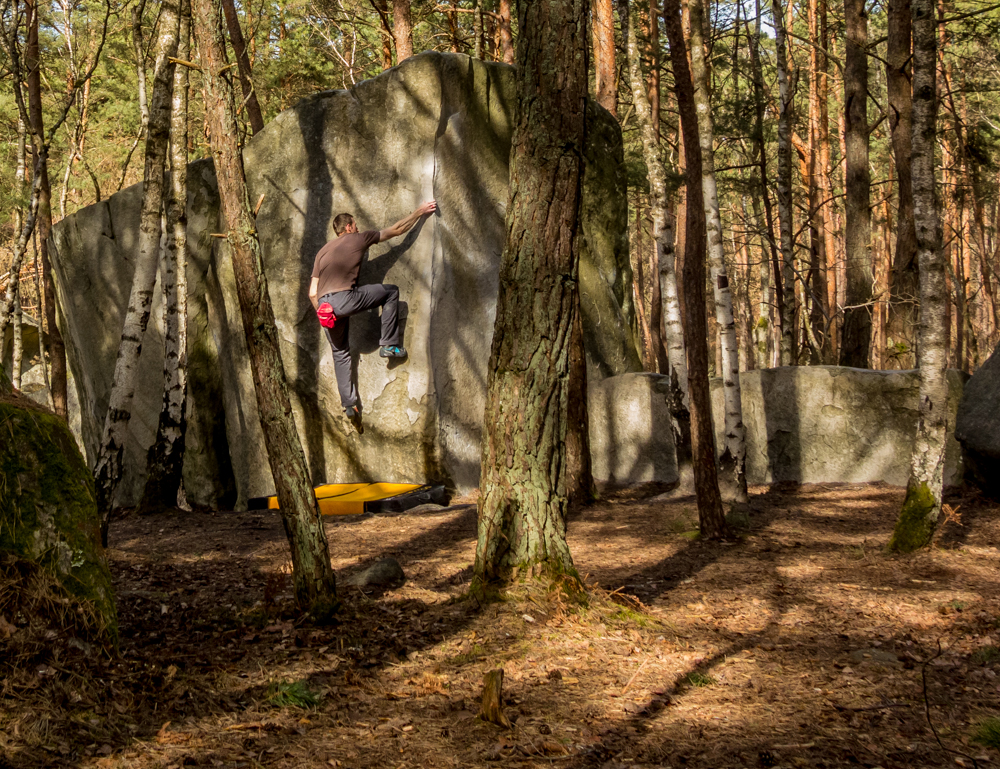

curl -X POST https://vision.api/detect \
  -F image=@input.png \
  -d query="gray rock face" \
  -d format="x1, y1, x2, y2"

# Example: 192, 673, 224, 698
51, 160, 234, 509
588, 373, 679, 488
955, 344, 1000, 494
51, 52, 640, 508
711, 366, 967, 486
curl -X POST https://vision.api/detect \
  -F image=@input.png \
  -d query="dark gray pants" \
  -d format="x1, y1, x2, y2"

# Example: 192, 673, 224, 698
321, 284, 402, 410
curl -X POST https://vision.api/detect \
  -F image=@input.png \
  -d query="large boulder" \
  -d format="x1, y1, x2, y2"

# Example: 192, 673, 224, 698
0, 388, 116, 639
51, 52, 641, 507
955, 344, 1000, 495
711, 366, 967, 486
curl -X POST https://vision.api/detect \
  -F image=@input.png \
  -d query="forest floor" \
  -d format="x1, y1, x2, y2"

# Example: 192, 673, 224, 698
3, 482, 1000, 769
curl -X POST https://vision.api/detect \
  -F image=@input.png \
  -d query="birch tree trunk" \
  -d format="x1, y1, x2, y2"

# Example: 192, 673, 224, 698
393, 0, 413, 62
473, 0, 588, 591
890, 0, 946, 552
193, 0, 337, 614
594, 0, 617, 115
771, 0, 797, 365
840, 0, 873, 368
687, 0, 748, 502
140, 0, 192, 515
93, 0, 180, 541
749, 0, 782, 368
26, 0, 69, 419
221, 0, 265, 135
624, 0, 690, 446
12, 287, 23, 390
663, 0, 728, 538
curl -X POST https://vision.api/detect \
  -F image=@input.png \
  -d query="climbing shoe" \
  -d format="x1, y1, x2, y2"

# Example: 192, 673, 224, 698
379, 345, 407, 359
344, 404, 360, 420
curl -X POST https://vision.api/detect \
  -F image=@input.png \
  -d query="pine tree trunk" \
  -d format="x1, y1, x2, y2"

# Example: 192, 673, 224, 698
687, 0, 748, 502
663, 0, 728, 538
221, 0, 265, 135
818, 0, 838, 360
393, 0, 413, 62
140, 0, 192, 515
890, 0, 946, 552
840, 0, 872, 367
771, 0, 796, 365
807, 0, 830, 361
886, 0, 918, 368
646, 0, 661, 142
192, 0, 337, 614
624, 0, 690, 447
26, 0, 68, 419
93, 0, 180, 542
473, 0, 589, 590
594, 0, 617, 115
498, 0, 515, 63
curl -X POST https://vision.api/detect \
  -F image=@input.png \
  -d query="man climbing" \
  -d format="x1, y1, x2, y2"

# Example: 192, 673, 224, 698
308, 200, 437, 421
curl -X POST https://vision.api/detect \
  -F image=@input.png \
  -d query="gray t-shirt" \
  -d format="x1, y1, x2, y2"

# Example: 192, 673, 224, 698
312, 229, 381, 297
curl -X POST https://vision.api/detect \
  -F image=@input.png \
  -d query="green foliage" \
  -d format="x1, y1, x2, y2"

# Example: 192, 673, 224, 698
971, 646, 1000, 665
680, 671, 715, 688
971, 717, 1000, 751
265, 679, 320, 709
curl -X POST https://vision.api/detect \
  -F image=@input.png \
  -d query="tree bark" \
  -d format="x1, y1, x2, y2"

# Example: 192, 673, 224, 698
473, 0, 589, 591
771, 0, 796, 365
646, 0, 661, 142
498, 0, 515, 64
840, 0, 873, 368
687, 0, 747, 502
624, 0, 689, 444
890, 0, 946, 552
748, 0, 781, 368
192, 0, 337, 613
140, 0, 192, 515
594, 0, 617, 115
806, 0, 830, 361
393, 0, 413, 62
93, 0, 180, 541
663, 0, 728, 538
26, 0, 68, 419
220, 0, 265, 135
885, 0, 918, 368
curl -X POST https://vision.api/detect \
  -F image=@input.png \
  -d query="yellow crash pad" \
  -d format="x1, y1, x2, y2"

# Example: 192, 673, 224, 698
256, 483, 446, 516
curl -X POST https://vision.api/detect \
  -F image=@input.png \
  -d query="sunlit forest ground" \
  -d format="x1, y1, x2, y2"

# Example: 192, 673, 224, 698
3, 483, 1000, 768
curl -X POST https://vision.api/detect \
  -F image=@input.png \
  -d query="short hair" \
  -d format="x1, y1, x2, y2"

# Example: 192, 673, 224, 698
333, 213, 355, 236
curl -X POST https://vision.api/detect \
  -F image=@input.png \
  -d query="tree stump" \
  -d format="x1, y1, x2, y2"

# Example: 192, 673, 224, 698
479, 668, 512, 728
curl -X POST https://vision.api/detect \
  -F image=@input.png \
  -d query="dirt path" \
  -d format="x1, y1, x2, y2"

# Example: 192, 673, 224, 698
2, 483, 1000, 768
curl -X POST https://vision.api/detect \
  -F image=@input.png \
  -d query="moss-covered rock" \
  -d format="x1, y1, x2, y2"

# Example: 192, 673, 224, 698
0, 392, 116, 639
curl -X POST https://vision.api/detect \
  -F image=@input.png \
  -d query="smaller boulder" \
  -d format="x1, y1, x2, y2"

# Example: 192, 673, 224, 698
0, 390, 116, 641
342, 557, 406, 589
956, 344, 1000, 496
588, 373, 679, 489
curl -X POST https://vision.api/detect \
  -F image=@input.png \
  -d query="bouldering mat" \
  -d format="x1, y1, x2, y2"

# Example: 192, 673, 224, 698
247, 483, 449, 516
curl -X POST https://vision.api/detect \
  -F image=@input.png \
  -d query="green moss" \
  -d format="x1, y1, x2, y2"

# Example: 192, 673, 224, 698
888, 481, 938, 553
0, 402, 117, 640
